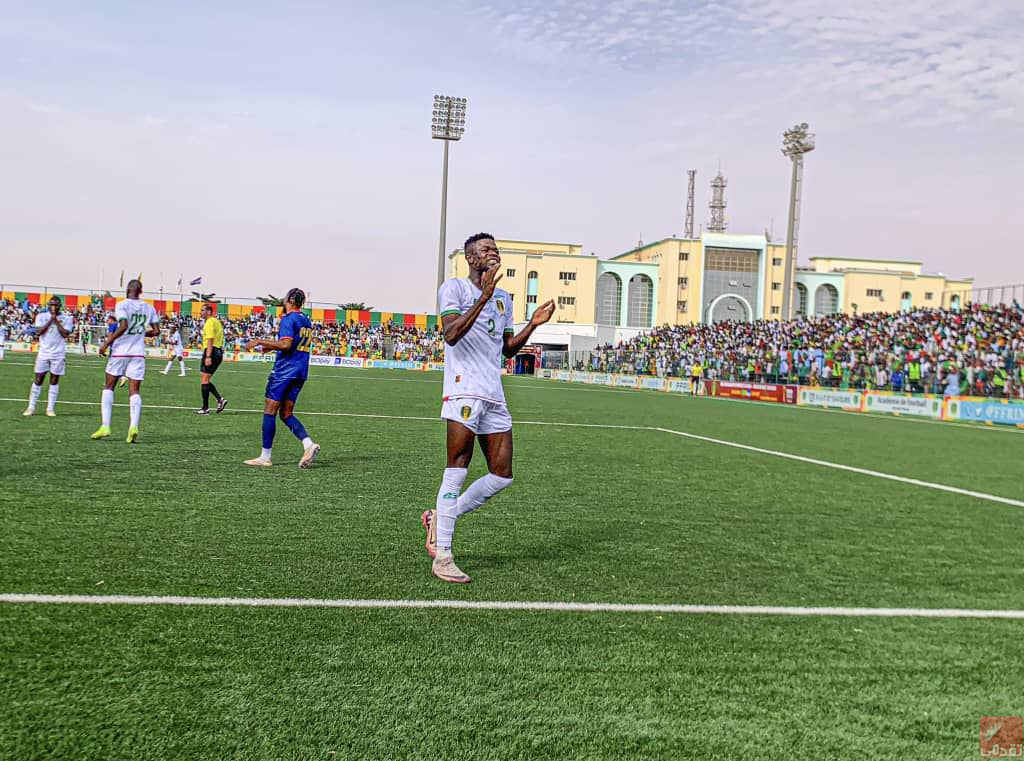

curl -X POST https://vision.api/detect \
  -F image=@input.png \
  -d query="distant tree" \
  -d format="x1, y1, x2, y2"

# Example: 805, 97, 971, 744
258, 294, 284, 307
191, 291, 219, 303
339, 302, 373, 311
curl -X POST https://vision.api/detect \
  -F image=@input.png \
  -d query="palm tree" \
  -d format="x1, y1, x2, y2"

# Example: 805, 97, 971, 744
339, 302, 373, 311
258, 294, 284, 307
190, 291, 219, 303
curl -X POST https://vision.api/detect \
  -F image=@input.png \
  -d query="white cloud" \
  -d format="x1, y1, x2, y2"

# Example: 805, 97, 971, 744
476, 0, 1024, 127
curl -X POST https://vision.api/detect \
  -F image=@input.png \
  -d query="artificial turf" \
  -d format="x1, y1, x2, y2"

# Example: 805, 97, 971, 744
1, 354, 1022, 759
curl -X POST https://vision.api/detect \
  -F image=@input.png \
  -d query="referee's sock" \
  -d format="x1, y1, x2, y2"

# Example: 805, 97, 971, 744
207, 383, 222, 402
201, 383, 211, 410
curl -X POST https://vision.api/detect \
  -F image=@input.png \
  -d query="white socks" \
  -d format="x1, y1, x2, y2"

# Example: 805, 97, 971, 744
164, 361, 173, 372
101, 389, 114, 427
260, 448, 273, 461
435, 467, 468, 551
28, 383, 42, 410
129, 395, 142, 429
301, 436, 314, 449
47, 384, 59, 412
457, 473, 513, 517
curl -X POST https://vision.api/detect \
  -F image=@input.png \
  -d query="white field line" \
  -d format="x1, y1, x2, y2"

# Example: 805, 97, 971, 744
1, 592, 1023, 619
655, 426, 1024, 509
0, 397, 647, 430
3, 397, 1021, 507
9, 356, 1024, 427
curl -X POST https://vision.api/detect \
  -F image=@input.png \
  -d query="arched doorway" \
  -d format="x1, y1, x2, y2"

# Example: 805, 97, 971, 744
795, 283, 808, 316
950, 295, 961, 312
814, 284, 839, 315
596, 273, 622, 325
626, 274, 653, 327
901, 291, 912, 311
706, 293, 753, 324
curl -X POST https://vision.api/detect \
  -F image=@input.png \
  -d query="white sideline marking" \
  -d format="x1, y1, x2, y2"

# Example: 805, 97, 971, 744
0, 397, 646, 430
2, 593, 1023, 619
656, 426, 1024, 509
3, 397, 1020, 507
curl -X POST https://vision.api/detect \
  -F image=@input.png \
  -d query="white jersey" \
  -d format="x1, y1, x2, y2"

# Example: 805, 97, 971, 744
439, 278, 514, 405
169, 330, 184, 353
111, 299, 159, 358
34, 312, 75, 358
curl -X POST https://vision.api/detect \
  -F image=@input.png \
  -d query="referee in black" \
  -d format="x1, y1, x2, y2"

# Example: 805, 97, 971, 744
195, 303, 227, 414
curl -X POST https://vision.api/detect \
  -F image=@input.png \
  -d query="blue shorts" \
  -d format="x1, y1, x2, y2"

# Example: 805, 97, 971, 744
265, 374, 305, 403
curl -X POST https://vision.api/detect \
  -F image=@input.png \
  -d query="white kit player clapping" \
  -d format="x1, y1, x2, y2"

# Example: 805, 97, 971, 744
23, 296, 75, 417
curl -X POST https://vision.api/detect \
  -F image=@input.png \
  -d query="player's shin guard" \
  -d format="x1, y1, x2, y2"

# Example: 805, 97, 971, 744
262, 413, 277, 450
47, 384, 59, 412
129, 394, 142, 429
28, 383, 42, 410
456, 473, 513, 517
101, 389, 114, 427
283, 415, 308, 442
435, 467, 468, 552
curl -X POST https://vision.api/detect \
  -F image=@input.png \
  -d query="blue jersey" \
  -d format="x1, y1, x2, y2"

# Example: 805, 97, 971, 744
273, 311, 312, 379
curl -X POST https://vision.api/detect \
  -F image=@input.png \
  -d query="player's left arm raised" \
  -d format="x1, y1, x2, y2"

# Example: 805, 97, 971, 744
503, 299, 554, 358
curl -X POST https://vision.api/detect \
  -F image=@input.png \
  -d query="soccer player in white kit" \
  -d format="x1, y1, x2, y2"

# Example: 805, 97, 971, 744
160, 325, 187, 376
23, 297, 75, 417
421, 233, 554, 583
92, 280, 160, 443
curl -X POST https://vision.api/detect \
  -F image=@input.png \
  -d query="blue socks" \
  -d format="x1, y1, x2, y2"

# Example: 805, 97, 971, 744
283, 414, 309, 442
262, 414, 276, 449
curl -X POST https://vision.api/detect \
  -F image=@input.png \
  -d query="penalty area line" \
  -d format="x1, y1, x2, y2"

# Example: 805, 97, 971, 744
655, 426, 1024, 509
2, 593, 1024, 619
3, 398, 1017, 506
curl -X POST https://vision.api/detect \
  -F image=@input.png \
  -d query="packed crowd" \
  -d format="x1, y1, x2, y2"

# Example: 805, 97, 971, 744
581, 304, 1024, 398
5, 297, 1023, 396
0, 299, 447, 362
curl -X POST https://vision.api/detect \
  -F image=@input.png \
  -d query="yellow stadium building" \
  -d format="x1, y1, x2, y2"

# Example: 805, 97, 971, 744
450, 235, 974, 332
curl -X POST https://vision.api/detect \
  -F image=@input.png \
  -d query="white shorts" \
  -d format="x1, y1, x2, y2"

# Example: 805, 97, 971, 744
169, 349, 184, 359
106, 356, 147, 381
441, 397, 512, 435
34, 355, 67, 376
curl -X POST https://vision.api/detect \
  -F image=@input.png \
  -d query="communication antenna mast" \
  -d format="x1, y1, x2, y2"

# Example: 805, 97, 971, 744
708, 171, 727, 233
684, 169, 696, 239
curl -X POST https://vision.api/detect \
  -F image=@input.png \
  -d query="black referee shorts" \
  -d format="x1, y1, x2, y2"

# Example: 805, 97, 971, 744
201, 348, 224, 376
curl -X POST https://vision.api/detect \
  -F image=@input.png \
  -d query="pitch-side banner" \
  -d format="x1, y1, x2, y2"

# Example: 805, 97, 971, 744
945, 396, 1024, 427
863, 391, 943, 418
797, 388, 863, 410
711, 381, 797, 404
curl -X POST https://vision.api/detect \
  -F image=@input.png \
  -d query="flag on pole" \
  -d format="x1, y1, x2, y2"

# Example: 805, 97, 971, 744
137, 273, 143, 283
190, 277, 202, 286
119, 270, 125, 287
177, 274, 183, 290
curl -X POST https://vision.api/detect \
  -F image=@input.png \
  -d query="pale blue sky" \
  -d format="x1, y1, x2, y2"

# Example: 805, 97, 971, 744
1, 0, 1022, 312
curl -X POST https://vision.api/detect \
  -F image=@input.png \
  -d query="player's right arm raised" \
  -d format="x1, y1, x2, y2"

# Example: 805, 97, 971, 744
441, 266, 502, 346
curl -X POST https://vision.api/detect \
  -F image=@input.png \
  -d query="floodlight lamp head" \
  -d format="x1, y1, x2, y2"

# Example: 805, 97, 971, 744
430, 94, 468, 141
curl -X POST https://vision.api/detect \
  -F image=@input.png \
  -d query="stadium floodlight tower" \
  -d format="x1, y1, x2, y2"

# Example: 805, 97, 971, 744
431, 95, 468, 310
780, 122, 815, 320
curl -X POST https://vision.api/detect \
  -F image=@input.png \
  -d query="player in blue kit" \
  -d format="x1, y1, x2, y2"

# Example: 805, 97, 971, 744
243, 287, 320, 469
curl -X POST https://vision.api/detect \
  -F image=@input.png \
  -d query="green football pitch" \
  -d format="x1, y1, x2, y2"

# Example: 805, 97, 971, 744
2, 354, 1023, 760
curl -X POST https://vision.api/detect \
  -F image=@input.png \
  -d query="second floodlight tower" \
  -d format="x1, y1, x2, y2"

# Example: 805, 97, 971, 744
431, 95, 468, 309
781, 122, 815, 319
